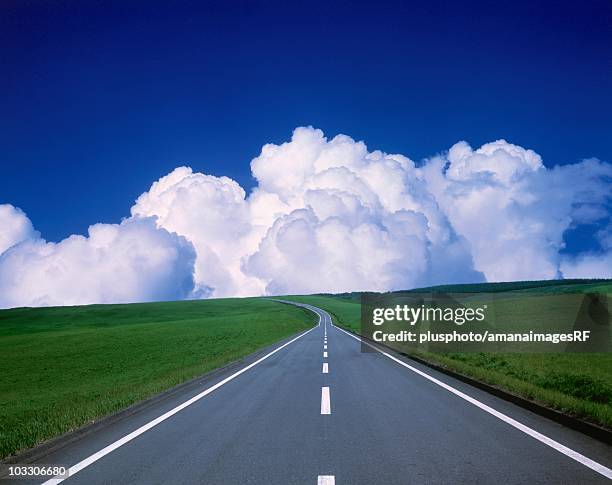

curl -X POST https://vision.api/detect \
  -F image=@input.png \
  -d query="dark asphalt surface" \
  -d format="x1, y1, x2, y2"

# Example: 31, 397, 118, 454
10, 302, 612, 484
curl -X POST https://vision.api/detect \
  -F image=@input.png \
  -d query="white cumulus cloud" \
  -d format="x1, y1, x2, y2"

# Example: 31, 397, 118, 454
244, 128, 481, 294
133, 127, 482, 297
0, 217, 196, 308
1, 126, 610, 308
130, 166, 264, 298
423, 140, 612, 281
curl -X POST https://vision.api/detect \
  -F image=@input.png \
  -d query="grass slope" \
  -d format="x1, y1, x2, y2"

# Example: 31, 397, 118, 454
0, 298, 316, 459
285, 280, 612, 429
402, 278, 612, 294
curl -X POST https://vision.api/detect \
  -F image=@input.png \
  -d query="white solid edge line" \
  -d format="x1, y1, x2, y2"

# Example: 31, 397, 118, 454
321, 387, 331, 415
332, 322, 612, 480
41, 325, 318, 485
322, 363, 329, 374
317, 475, 335, 484
323, 351, 328, 358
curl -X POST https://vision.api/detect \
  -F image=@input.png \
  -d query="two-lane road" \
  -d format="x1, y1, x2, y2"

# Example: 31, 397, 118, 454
12, 302, 612, 484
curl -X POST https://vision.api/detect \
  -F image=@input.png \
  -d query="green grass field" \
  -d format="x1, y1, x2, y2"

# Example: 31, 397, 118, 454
285, 281, 612, 429
0, 298, 316, 459
1, 279, 609, 459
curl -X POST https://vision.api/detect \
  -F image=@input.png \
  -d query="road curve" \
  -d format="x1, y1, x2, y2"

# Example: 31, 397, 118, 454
9, 301, 612, 484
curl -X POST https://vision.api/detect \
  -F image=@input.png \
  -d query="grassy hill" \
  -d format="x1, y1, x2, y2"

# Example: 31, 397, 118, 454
0, 298, 316, 459
403, 278, 612, 294
319, 278, 612, 300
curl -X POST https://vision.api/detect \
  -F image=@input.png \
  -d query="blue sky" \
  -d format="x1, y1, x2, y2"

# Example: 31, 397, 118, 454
2, 0, 611, 248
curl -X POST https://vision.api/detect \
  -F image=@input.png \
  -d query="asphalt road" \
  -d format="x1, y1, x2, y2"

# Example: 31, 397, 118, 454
10, 302, 612, 484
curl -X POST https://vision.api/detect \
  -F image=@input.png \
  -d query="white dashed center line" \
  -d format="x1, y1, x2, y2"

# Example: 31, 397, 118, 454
317, 475, 335, 484
320, 387, 331, 414
322, 363, 328, 374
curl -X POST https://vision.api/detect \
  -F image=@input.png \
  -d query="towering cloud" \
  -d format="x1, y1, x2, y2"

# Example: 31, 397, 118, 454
244, 128, 480, 294
0, 127, 610, 308
423, 141, 612, 281
130, 167, 263, 298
